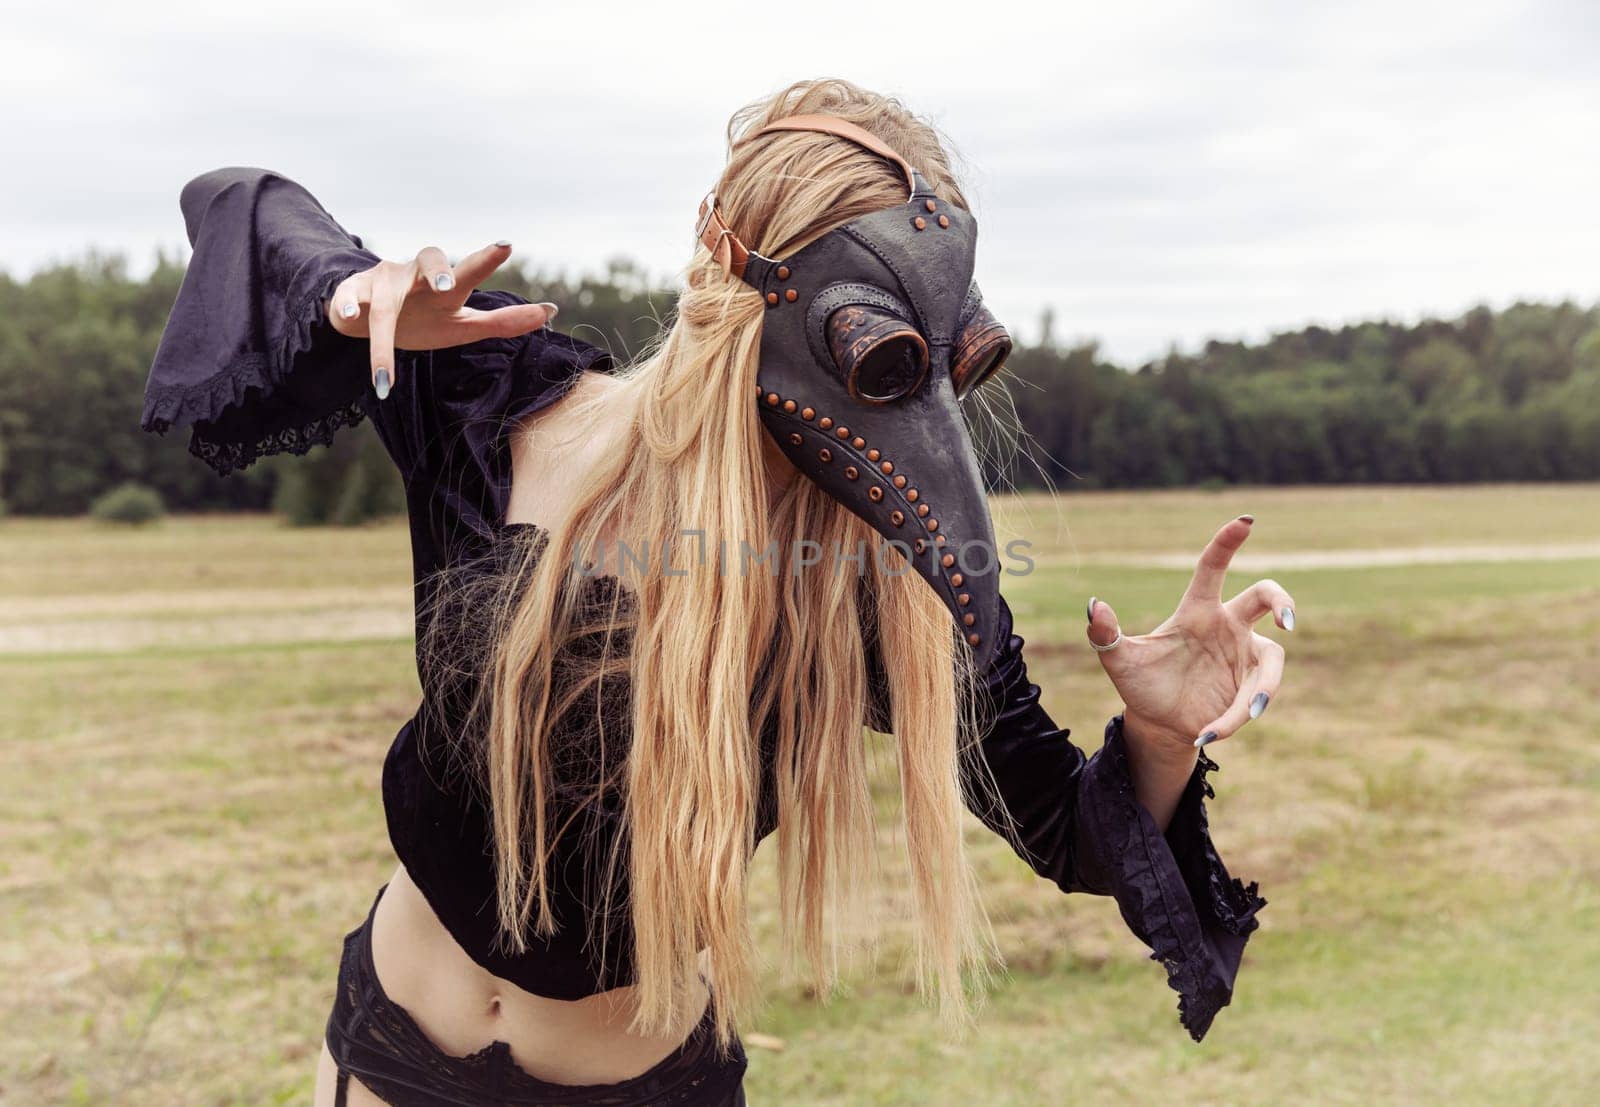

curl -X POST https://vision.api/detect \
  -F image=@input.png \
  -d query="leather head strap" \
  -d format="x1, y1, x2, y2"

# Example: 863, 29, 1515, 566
697, 114, 923, 281
753, 114, 919, 198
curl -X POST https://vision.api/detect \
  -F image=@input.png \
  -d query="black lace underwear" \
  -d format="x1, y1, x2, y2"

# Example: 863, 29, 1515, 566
324, 884, 748, 1106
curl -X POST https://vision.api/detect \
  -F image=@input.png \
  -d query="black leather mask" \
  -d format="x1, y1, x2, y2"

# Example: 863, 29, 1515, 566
698, 115, 1013, 668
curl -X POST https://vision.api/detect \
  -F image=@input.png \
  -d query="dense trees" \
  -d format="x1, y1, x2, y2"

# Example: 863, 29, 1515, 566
992, 302, 1600, 491
0, 254, 1595, 520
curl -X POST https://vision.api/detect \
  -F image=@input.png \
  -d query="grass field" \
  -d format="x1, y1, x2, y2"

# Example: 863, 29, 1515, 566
3, 483, 1598, 1106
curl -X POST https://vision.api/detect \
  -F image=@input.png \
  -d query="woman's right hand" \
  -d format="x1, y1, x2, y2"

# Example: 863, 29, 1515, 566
327, 242, 559, 398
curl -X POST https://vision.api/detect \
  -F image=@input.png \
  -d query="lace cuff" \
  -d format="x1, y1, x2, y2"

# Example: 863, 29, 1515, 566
142, 266, 374, 475
140, 167, 381, 475
1073, 714, 1266, 1041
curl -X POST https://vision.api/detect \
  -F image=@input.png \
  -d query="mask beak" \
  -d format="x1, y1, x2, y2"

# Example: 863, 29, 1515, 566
759, 371, 1003, 670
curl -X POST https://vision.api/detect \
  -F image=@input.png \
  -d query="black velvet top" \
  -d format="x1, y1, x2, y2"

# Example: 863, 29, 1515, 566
141, 167, 1265, 1041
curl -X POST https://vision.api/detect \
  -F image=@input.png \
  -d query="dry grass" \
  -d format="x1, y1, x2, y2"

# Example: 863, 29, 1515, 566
2, 484, 1597, 1105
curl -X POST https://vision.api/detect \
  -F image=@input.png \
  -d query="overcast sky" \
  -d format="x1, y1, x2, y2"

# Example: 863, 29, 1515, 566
2, 0, 1594, 364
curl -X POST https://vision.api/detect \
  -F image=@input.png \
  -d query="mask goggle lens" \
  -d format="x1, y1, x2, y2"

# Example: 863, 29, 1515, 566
827, 305, 930, 403
951, 304, 1012, 399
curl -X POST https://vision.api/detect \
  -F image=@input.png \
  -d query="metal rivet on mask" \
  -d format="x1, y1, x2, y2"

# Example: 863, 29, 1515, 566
913, 217, 927, 231
941, 554, 955, 568
917, 504, 930, 517
836, 426, 850, 439
893, 475, 907, 489
868, 487, 884, 502
935, 535, 947, 546
958, 592, 970, 605
880, 461, 894, 475
844, 465, 859, 480
801, 407, 815, 420
819, 448, 832, 462
865, 447, 879, 461
938, 215, 950, 228
926, 519, 940, 532
766, 393, 780, 406
925, 199, 937, 212
963, 614, 976, 627
783, 400, 797, 413
819, 417, 833, 430
906, 489, 919, 502
853, 437, 867, 450
766, 293, 779, 306
914, 539, 927, 554
785, 289, 798, 302
891, 510, 905, 526
788, 432, 802, 446
777, 265, 791, 280
951, 572, 964, 587
968, 633, 981, 646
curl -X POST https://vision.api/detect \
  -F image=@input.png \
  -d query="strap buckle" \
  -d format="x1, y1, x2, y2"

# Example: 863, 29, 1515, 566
694, 191, 720, 239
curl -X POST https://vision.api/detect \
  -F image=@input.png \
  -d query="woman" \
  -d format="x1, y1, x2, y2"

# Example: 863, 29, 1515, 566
142, 80, 1287, 1106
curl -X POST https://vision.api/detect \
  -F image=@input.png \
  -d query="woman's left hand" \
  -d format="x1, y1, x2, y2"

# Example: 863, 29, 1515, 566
1086, 515, 1294, 751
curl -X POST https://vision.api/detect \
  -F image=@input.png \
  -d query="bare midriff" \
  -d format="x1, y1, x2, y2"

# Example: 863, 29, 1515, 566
368, 863, 710, 1086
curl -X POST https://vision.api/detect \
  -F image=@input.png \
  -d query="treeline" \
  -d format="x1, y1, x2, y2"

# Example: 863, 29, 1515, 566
0, 254, 1596, 520
0, 256, 669, 519
1003, 301, 1600, 489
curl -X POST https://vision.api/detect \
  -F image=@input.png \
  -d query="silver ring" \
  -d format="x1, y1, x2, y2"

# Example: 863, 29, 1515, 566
1091, 629, 1123, 653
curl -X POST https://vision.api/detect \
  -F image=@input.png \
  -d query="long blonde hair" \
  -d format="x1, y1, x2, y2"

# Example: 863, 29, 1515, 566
430, 79, 999, 1050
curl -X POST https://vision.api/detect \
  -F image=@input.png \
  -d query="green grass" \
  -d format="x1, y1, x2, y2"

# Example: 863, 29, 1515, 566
3, 484, 1598, 1105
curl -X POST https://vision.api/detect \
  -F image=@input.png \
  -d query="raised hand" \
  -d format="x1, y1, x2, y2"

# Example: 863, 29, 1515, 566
1087, 515, 1294, 751
327, 242, 559, 398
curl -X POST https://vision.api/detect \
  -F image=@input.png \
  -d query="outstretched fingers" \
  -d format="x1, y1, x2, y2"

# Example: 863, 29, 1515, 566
453, 240, 515, 291
366, 260, 417, 398
459, 300, 560, 341
447, 240, 559, 342
1195, 633, 1285, 748
1181, 514, 1255, 610
330, 243, 559, 400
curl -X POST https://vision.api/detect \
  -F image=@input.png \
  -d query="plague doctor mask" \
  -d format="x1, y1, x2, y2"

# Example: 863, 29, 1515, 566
697, 114, 1013, 666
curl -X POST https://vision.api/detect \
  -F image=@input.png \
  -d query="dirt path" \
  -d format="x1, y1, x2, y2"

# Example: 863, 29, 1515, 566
0, 586, 411, 655
4, 542, 1596, 656
1068, 541, 1600, 571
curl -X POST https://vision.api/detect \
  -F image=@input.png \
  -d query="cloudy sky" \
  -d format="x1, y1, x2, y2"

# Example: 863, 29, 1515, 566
2, 0, 1594, 364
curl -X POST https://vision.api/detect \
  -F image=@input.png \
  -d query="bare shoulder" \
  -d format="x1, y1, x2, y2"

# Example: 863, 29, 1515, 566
505, 370, 629, 525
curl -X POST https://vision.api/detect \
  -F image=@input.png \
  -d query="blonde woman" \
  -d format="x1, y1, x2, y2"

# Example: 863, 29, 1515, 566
142, 80, 1288, 1106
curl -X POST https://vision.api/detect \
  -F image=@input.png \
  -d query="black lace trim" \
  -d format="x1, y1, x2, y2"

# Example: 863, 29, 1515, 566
189, 394, 367, 476
140, 267, 369, 476
1097, 717, 1264, 1041
1191, 752, 1267, 938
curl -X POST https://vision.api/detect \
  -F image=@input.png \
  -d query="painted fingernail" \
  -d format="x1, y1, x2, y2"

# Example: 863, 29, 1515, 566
1238, 514, 1255, 524
1249, 691, 1270, 719
340, 301, 359, 319
374, 368, 391, 400
434, 272, 455, 292
494, 239, 512, 248
1194, 731, 1219, 749
1086, 597, 1098, 623
1281, 606, 1295, 631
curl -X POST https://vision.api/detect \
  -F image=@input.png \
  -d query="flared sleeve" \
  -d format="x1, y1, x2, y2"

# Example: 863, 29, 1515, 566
140, 167, 381, 475
140, 167, 614, 571
891, 596, 1266, 1040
